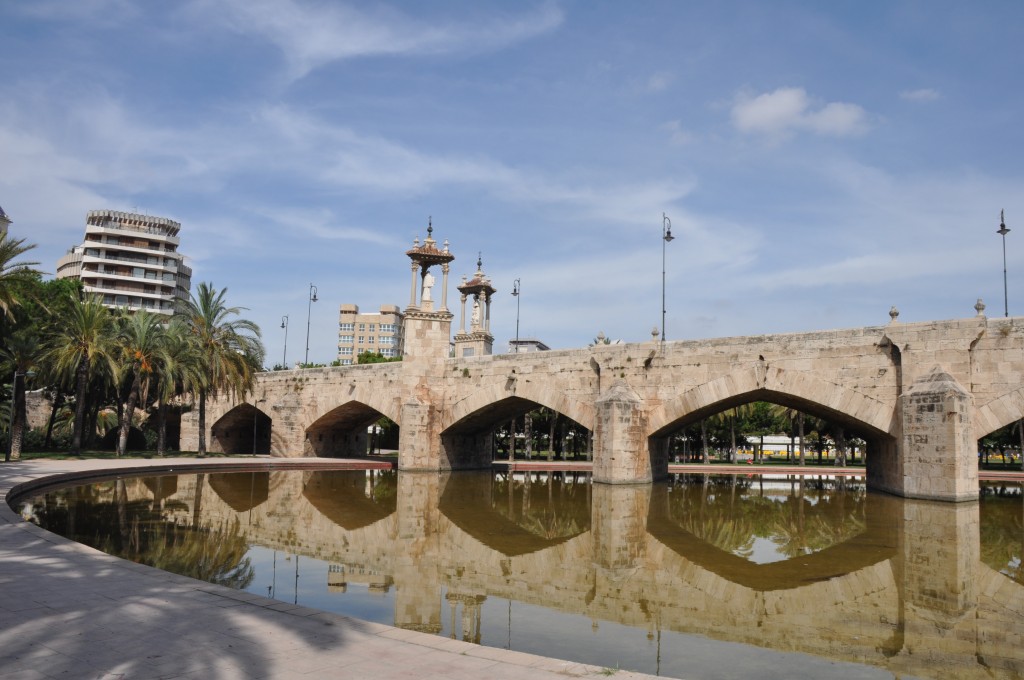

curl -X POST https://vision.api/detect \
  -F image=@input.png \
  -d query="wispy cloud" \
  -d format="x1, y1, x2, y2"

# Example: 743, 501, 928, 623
645, 71, 673, 93
257, 105, 695, 226
661, 120, 695, 146
11, 0, 138, 24
731, 87, 869, 139
900, 88, 941, 102
188, 0, 564, 79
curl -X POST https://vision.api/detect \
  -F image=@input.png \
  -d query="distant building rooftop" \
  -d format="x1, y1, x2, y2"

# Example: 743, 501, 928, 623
508, 338, 549, 353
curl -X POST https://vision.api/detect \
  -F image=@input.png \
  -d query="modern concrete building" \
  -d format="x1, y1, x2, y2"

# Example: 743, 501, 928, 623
337, 304, 404, 364
56, 210, 192, 315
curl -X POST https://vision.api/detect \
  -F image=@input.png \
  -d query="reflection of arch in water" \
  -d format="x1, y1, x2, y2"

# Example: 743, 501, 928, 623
646, 484, 900, 591
302, 470, 397, 531
438, 472, 591, 557
208, 472, 269, 513
142, 475, 178, 503
210, 404, 272, 455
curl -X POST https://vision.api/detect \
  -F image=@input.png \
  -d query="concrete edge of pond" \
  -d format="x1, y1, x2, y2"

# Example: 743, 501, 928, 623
0, 458, 663, 680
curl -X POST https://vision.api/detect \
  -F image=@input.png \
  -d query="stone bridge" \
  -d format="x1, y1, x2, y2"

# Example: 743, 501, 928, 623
183, 309, 1024, 501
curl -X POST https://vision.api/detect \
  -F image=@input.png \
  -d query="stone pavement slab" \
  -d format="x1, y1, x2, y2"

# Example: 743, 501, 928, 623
0, 458, 666, 680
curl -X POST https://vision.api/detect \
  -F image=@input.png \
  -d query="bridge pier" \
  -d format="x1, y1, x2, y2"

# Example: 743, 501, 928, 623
883, 368, 977, 502
593, 381, 666, 484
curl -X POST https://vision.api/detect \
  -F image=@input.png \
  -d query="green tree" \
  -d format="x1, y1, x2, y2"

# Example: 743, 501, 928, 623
2, 328, 42, 460
113, 310, 167, 456
45, 294, 116, 455
179, 283, 263, 456
153, 319, 203, 456
0, 234, 41, 322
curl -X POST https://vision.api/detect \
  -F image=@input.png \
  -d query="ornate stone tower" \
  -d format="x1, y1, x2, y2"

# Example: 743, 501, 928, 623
399, 220, 455, 471
453, 254, 495, 358
402, 220, 454, 360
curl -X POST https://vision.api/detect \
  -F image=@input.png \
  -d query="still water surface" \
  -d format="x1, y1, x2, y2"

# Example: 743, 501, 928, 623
16, 469, 1024, 679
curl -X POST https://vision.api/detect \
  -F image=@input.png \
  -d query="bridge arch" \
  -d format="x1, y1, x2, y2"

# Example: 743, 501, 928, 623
439, 380, 595, 469
210, 403, 272, 455
974, 387, 1024, 439
445, 379, 595, 432
648, 365, 895, 438
305, 399, 397, 457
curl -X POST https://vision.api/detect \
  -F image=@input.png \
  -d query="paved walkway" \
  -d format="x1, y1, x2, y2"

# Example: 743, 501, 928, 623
0, 458, 664, 680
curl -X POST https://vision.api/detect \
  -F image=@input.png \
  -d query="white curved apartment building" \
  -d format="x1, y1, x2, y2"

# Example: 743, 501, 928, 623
56, 210, 192, 314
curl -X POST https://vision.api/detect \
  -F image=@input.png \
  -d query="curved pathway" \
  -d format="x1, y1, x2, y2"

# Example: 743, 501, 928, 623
0, 458, 660, 680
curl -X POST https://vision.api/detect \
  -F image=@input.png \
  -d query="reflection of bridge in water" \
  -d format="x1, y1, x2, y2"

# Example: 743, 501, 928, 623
125, 469, 1024, 679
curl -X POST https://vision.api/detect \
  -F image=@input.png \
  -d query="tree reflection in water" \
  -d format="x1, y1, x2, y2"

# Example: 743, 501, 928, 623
490, 472, 590, 541
667, 474, 867, 562
23, 475, 255, 590
980, 483, 1024, 584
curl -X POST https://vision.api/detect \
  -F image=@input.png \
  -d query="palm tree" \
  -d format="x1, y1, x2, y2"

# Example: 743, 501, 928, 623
0, 235, 41, 321
153, 319, 203, 456
179, 283, 263, 456
113, 310, 167, 456
45, 294, 116, 455
3, 329, 42, 460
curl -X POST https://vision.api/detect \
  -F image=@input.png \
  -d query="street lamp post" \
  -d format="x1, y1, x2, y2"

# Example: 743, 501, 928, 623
998, 210, 1011, 318
5, 369, 34, 463
280, 315, 289, 368
661, 213, 675, 344
304, 284, 318, 365
512, 279, 521, 353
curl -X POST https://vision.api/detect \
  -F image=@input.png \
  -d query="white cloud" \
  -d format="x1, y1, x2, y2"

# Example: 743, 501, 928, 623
900, 88, 941, 102
731, 87, 869, 139
645, 71, 673, 93
188, 0, 564, 79
662, 120, 695, 146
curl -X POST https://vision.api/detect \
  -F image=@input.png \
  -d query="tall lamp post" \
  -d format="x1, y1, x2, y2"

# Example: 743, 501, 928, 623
5, 369, 34, 463
304, 284, 318, 365
511, 279, 521, 353
998, 210, 1011, 318
661, 213, 675, 344
280, 315, 289, 368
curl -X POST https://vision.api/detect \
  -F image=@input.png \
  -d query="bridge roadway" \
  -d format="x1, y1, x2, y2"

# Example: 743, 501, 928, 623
86, 463, 1024, 679
185, 314, 1024, 501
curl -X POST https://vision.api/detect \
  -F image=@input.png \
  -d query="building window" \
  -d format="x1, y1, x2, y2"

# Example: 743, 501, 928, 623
358, 336, 364, 344
340, 323, 354, 331
379, 336, 393, 346
359, 323, 365, 331
342, 359, 352, 365
369, 324, 376, 332
340, 347, 353, 356
339, 335, 354, 343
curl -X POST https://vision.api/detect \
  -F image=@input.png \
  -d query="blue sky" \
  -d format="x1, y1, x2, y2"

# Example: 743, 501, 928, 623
2, 0, 1022, 364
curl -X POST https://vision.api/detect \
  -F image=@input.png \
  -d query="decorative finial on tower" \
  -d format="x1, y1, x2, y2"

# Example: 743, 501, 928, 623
477, 251, 483, 272
443, 239, 450, 253
975, 298, 986, 317
427, 216, 433, 237
889, 306, 899, 323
